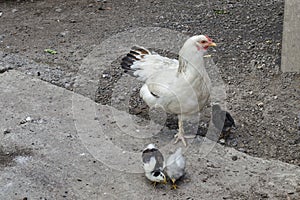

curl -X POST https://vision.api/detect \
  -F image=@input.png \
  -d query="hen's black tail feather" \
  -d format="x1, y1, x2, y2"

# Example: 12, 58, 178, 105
120, 46, 150, 71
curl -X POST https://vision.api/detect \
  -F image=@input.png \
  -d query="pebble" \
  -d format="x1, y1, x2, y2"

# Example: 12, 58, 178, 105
26, 116, 32, 122
238, 148, 247, 153
55, 8, 62, 13
231, 155, 238, 161
3, 128, 11, 134
0, 11, 2, 17
12, 9, 18, 13
59, 31, 69, 37
20, 117, 33, 124
118, 96, 125, 101
257, 64, 265, 69
219, 139, 225, 144
256, 102, 264, 107
102, 73, 110, 78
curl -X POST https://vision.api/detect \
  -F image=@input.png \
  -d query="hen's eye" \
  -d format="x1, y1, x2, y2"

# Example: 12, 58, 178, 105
200, 40, 206, 44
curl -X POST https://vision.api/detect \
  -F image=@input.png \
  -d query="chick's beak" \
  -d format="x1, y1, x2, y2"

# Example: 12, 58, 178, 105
208, 42, 217, 47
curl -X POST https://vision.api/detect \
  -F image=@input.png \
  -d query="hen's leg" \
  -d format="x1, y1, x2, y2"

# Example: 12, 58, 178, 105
174, 117, 186, 146
174, 117, 195, 146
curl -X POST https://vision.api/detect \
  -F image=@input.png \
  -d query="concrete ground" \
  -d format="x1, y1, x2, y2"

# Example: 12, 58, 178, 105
281, 0, 300, 72
0, 69, 299, 200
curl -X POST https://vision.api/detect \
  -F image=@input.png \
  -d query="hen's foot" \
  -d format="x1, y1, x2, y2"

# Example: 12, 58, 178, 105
174, 132, 194, 146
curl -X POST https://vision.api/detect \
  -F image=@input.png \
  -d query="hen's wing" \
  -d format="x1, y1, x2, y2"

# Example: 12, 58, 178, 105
121, 46, 179, 82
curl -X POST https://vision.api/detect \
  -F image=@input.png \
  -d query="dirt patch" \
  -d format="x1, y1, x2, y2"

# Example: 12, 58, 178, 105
0, 145, 33, 168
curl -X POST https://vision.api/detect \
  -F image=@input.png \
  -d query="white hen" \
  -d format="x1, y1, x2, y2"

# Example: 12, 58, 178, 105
121, 35, 216, 146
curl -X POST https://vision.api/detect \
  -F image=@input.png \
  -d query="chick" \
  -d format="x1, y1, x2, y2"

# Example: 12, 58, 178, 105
165, 148, 186, 189
142, 144, 167, 186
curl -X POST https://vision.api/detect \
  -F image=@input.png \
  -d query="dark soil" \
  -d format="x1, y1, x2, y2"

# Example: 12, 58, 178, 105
0, 145, 32, 168
0, 0, 299, 169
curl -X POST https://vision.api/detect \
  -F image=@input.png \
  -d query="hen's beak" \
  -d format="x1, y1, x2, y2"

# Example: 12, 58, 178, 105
208, 42, 217, 47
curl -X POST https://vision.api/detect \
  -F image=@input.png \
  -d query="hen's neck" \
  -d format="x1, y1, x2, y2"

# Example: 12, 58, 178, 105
177, 49, 206, 79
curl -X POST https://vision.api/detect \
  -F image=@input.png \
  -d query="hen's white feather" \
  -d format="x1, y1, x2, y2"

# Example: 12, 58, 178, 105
131, 54, 179, 82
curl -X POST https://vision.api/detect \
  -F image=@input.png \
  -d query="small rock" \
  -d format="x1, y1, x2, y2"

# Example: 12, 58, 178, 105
20, 117, 33, 124
70, 19, 76, 23
20, 119, 27, 124
55, 8, 62, 13
36, 118, 46, 124
118, 96, 125, 101
26, 116, 32, 122
256, 102, 264, 107
12, 9, 18, 13
260, 193, 268, 198
231, 155, 238, 161
229, 139, 238, 147
219, 139, 225, 144
265, 40, 272, 44
59, 31, 69, 37
3, 128, 11, 135
257, 64, 265, 69
0, 11, 2, 17
64, 83, 71, 88
238, 148, 247, 153
102, 73, 110, 78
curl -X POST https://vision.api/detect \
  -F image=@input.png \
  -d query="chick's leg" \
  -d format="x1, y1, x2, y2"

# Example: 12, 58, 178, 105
152, 181, 157, 187
170, 178, 178, 190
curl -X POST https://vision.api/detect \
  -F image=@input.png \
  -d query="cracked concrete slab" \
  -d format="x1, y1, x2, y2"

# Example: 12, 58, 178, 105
0, 71, 300, 200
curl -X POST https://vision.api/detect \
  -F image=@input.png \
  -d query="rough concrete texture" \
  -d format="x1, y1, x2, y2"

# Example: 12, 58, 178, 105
281, 0, 300, 72
0, 70, 299, 200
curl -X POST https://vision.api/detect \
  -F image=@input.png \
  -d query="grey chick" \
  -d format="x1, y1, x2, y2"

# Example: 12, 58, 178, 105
165, 148, 186, 189
142, 144, 167, 186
